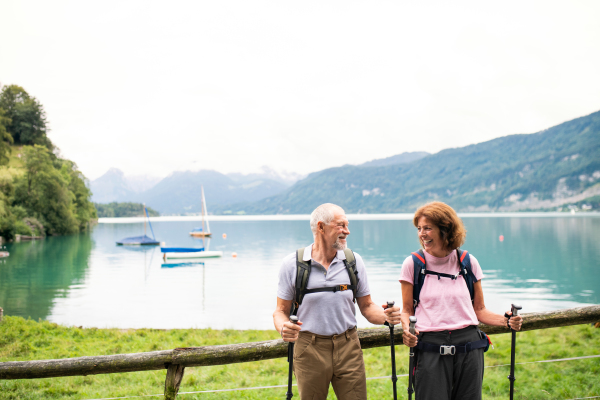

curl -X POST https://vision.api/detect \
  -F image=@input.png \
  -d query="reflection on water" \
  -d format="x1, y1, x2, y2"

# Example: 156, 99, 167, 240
0, 215, 598, 329
0, 234, 92, 321
161, 262, 205, 268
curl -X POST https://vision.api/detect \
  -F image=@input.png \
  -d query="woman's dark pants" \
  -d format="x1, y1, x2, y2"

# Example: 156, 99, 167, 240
415, 325, 484, 400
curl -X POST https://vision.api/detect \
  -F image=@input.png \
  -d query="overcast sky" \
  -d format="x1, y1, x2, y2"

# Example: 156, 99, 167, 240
1, 1, 599, 180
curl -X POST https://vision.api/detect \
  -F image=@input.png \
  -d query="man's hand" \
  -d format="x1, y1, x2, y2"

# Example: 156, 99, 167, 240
382, 304, 402, 326
281, 320, 303, 342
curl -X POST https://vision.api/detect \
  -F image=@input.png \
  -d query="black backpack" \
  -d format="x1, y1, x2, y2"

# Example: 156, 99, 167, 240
411, 249, 478, 310
291, 247, 359, 316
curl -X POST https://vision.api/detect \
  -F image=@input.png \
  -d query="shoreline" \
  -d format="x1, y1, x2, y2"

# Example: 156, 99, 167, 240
99, 211, 600, 223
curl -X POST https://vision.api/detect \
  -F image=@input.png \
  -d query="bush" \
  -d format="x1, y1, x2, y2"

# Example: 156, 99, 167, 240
23, 217, 44, 236
13, 219, 32, 236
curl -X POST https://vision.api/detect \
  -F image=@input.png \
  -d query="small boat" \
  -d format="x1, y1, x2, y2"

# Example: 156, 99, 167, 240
117, 204, 161, 246
161, 246, 223, 259
189, 186, 212, 237
0, 251, 9, 258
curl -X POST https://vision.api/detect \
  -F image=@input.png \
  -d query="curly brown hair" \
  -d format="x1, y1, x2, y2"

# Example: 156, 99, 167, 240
413, 202, 467, 251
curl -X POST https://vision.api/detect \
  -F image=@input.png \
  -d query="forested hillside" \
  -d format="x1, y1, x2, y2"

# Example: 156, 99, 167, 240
214, 110, 600, 214
94, 202, 159, 218
0, 84, 96, 239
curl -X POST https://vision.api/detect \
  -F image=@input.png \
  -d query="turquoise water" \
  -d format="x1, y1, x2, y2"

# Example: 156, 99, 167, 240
0, 215, 598, 329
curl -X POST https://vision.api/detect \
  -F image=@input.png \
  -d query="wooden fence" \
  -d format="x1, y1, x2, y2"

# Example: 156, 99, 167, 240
1, 305, 599, 399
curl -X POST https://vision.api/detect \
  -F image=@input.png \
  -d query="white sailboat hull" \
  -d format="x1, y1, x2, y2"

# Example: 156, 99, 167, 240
165, 251, 223, 259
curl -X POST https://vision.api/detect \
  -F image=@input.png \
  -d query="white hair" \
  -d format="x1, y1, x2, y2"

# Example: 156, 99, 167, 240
310, 203, 343, 237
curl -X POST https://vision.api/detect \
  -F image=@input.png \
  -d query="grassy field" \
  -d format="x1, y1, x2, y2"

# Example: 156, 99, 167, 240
0, 316, 599, 399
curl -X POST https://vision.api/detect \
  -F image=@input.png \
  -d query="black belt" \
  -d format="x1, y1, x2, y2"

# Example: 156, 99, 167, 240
415, 338, 489, 355
302, 284, 356, 294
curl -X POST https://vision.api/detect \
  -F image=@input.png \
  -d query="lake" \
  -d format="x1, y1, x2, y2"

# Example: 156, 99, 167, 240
0, 214, 598, 330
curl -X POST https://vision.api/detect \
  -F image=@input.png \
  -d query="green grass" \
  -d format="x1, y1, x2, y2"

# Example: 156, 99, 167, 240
1, 316, 599, 399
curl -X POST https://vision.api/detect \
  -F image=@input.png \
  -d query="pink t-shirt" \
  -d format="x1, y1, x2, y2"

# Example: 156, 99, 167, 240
399, 249, 484, 332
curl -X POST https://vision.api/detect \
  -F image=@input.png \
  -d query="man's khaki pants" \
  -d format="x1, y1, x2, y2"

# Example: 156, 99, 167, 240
293, 327, 367, 400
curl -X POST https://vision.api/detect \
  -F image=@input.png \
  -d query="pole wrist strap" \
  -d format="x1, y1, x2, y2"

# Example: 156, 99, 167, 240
504, 312, 512, 329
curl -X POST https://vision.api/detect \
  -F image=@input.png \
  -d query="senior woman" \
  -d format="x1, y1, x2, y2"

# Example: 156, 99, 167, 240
400, 202, 522, 400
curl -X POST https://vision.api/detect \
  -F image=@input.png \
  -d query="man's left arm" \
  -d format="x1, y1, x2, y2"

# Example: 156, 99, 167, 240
357, 295, 401, 325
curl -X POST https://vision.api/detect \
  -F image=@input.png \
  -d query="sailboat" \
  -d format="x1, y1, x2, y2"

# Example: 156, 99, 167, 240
189, 186, 212, 237
116, 205, 160, 246
161, 237, 223, 259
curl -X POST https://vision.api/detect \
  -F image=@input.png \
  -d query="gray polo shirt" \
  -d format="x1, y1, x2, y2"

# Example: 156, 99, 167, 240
277, 244, 371, 336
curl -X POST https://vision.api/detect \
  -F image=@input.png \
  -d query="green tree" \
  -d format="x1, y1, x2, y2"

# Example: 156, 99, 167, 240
0, 168, 18, 239
60, 160, 97, 229
13, 145, 78, 234
0, 107, 13, 165
94, 202, 160, 218
0, 85, 51, 149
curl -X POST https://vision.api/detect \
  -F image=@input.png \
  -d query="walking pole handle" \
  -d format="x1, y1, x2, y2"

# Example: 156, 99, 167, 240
409, 316, 417, 335
387, 301, 395, 327
290, 315, 299, 324
511, 303, 522, 317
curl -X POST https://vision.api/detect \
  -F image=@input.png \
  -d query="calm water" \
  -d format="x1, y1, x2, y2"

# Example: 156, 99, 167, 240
0, 214, 599, 330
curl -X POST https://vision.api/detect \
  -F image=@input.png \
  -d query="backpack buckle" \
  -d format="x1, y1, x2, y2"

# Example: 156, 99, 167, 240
339, 284, 348, 291
440, 345, 455, 355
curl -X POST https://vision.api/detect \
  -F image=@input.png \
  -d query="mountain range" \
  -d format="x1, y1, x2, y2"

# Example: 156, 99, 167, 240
91, 110, 600, 214
90, 168, 295, 215
212, 110, 600, 214
90, 153, 430, 214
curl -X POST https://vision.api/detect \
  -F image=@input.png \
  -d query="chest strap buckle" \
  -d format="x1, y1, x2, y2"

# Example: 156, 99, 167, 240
440, 345, 456, 355
339, 284, 348, 291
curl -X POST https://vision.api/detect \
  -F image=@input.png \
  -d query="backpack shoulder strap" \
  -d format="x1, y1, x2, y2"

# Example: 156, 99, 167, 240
456, 249, 477, 302
342, 248, 359, 302
293, 248, 312, 315
411, 250, 427, 309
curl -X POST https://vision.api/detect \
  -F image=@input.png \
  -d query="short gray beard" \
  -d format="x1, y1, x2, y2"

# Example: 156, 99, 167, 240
333, 238, 347, 250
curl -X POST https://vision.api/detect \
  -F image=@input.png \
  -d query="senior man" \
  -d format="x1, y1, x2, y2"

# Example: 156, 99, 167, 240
273, 203, 401, 400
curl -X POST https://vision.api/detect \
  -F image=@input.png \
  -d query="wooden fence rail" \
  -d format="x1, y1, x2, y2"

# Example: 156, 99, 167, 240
1, 305, 599, 399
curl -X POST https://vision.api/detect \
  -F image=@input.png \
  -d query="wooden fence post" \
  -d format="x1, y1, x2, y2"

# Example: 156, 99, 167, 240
164, 364, 185, 400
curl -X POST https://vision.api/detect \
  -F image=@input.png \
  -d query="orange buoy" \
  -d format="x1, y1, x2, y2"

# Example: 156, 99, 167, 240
232, 252, 237, 258
222, 233, 227, 239
499, 235, 504, 242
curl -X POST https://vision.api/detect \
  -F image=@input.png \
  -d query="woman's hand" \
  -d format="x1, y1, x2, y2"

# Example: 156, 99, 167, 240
505, 311, 523, 331
403, 327, 419, 347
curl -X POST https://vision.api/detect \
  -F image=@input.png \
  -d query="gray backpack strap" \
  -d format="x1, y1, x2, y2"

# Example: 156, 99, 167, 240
293, 248, 311, 315
342, 248, 359, 302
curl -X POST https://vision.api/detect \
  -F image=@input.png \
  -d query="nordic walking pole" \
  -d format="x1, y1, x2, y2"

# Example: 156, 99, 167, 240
386, 301, 398, 400
508, 303, 522, 400
286, 315, 299, 400
407, 315, 417, 400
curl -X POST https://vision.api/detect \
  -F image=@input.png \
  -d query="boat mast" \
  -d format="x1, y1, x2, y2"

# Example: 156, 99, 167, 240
201, 186, 210, 234
143, 203, 147, 236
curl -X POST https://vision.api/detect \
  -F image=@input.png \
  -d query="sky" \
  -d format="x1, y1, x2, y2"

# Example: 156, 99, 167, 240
1, 1, 599, 181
